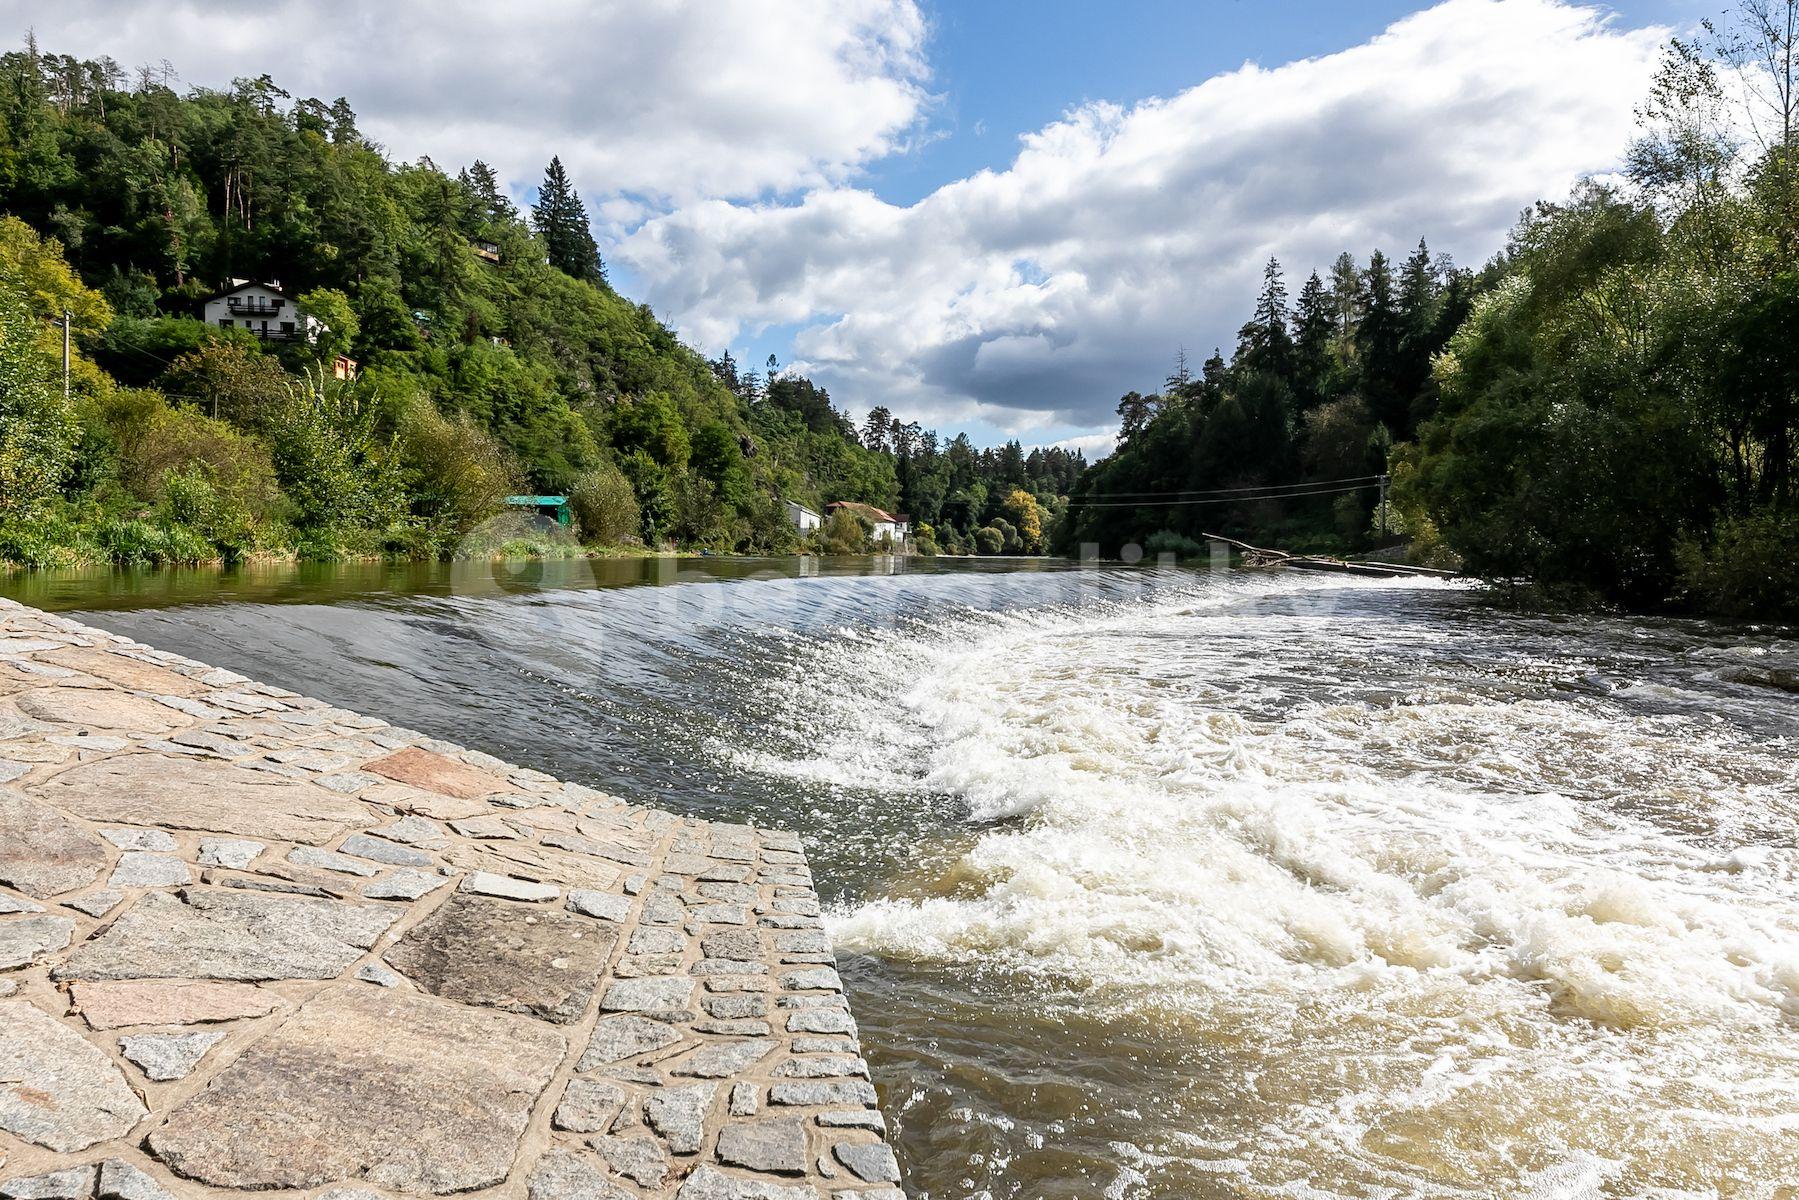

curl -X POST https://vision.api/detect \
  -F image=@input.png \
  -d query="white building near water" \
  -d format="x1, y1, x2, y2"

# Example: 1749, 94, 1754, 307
201, 280, 327, 344
826, 501, 908, 546
784, 500, 822, 533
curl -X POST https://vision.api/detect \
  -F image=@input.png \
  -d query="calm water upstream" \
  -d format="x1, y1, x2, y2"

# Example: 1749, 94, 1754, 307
7, 557, 1798, 1198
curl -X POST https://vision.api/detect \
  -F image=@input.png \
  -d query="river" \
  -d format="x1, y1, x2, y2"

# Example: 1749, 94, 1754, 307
7, 557, 1797, 1198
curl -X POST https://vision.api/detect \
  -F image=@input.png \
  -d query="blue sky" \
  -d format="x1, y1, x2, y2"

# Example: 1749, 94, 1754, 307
24, 0, 1715, 450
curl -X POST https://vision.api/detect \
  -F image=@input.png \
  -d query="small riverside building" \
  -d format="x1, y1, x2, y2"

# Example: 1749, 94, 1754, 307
200, 280, 327, 344
505, 495, 571, 527
825, 501, 909, 547
784, 500, 822, 533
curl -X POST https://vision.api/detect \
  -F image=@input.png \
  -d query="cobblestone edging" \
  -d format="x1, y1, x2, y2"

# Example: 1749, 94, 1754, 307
0, 598, 904, 1200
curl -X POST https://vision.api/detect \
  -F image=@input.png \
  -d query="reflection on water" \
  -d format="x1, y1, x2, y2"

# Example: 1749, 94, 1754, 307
7, 560, 1796, 1198
1, 552, 1030, 613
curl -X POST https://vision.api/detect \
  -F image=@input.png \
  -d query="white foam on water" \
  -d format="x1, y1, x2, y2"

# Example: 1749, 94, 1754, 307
745, 572, 1799, 1194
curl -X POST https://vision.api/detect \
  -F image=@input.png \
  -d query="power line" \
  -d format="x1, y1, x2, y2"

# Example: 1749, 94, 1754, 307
1073, 473, 1382, 500
1065, 481, 1380, 509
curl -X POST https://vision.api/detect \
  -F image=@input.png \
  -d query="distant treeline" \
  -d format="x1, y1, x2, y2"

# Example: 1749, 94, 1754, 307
1055, 8, 1797, 619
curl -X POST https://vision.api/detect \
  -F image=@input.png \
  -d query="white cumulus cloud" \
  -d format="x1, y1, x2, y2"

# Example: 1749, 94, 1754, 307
10, 0, 931, 212
619, 0, 1671, 434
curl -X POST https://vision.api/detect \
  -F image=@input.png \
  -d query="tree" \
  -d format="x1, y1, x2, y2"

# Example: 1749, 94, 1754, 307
265, 373, 401, 539
1327, 251, 1364, 353
464, 160, 516, 226
1292, 271, 1335, 410
1356, 250, 1405, 433
0, 281, 78, 523
296, 287, 357, 362
532, 156, 605, 285
159, 341, 293, 430
861, 405, 894, 452
818, 507, 868, 554
1393, 239, 1442, 437
0, 217, 112, 336
999, 488, 1046, 552
1115, 391, 1155, 442
1234, 257, 1295, 380
571, 458, 642, 544
398, 397, 516, 546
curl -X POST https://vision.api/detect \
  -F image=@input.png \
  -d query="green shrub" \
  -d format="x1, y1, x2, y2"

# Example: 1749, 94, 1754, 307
974, 525, 1004, 555
398, 397, 517, 549
157, 467, 268, 561
0, 506, 96, 568
1144, 530, 1205, 558
93, 516, 215, 566
570, 459, 642, 545
1678, 512, 1799, 620
112, 399, 284, 523
267, 376, 402, 537
817, 508, 868, 554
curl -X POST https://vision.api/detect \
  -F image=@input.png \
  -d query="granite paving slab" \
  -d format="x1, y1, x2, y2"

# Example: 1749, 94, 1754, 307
0, 597, 905, 1199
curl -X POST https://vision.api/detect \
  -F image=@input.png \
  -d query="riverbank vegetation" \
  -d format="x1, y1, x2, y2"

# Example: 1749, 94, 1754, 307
0, 40, 1075, 568
1056, 3, 1798, 619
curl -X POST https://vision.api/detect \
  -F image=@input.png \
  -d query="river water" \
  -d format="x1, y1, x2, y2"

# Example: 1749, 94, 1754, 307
8, 558, 1798, 1199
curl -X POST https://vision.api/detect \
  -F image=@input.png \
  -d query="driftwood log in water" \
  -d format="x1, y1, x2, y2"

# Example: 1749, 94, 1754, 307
1202, 533, 1459, 579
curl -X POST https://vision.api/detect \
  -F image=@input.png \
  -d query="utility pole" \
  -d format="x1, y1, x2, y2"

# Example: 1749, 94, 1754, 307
61, 311, 72, 400
1378, 474, 1390, 538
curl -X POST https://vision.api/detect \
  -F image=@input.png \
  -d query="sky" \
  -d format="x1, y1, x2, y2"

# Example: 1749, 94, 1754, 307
11, 0, 1713, 450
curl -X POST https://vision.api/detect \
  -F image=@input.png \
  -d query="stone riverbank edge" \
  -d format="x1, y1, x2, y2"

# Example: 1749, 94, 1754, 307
0, 597, 904, 1200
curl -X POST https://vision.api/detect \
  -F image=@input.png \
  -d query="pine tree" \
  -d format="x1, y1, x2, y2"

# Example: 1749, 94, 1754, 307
1115, 391, 1156, 442
533, 156, 605, 285
1166, 346, 1192, 393
1234, 257, 1294, 380
1392, 238, 1442, 436
327, 97, 360, 146
1355, 250, 1405, 434
862, 405, 894, 452
466, 160, 515, 226
1326, 251, 1363, 355
1293, 271, 1334, 411
1201, 348, 1227, 387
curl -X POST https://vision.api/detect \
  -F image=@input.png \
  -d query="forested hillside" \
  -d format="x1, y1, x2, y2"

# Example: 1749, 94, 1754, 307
1054, 243, 1476, 559
1056, 12, 1797, 618
0, 39, 1074, 566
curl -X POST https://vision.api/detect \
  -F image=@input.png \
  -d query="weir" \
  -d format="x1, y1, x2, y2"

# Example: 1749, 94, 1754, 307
0, 598, 903, 1200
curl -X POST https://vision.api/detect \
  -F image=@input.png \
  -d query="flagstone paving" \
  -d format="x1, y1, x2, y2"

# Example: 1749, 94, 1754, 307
0, 598, 904, 1200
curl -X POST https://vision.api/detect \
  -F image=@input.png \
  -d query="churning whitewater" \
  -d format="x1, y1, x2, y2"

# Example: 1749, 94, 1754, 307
743, 572, 1799, 1195
58, 563, 1799, 1197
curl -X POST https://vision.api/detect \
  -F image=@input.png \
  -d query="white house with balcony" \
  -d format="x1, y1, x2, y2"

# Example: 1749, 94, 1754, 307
201, 280, 326, 344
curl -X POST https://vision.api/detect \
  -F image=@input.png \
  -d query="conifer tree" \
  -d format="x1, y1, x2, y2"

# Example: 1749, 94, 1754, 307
1234, 257, 1295, 380
1393, 238, 1442, 435
533, 156, 605, 285
1293, 270, 1335, 410
1355, 250, 1405, 434
466, 160, 515, 226
1327, 251, 1363, 352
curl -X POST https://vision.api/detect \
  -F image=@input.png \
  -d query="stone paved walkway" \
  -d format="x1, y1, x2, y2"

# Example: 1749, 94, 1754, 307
0, 598, 904, 1200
